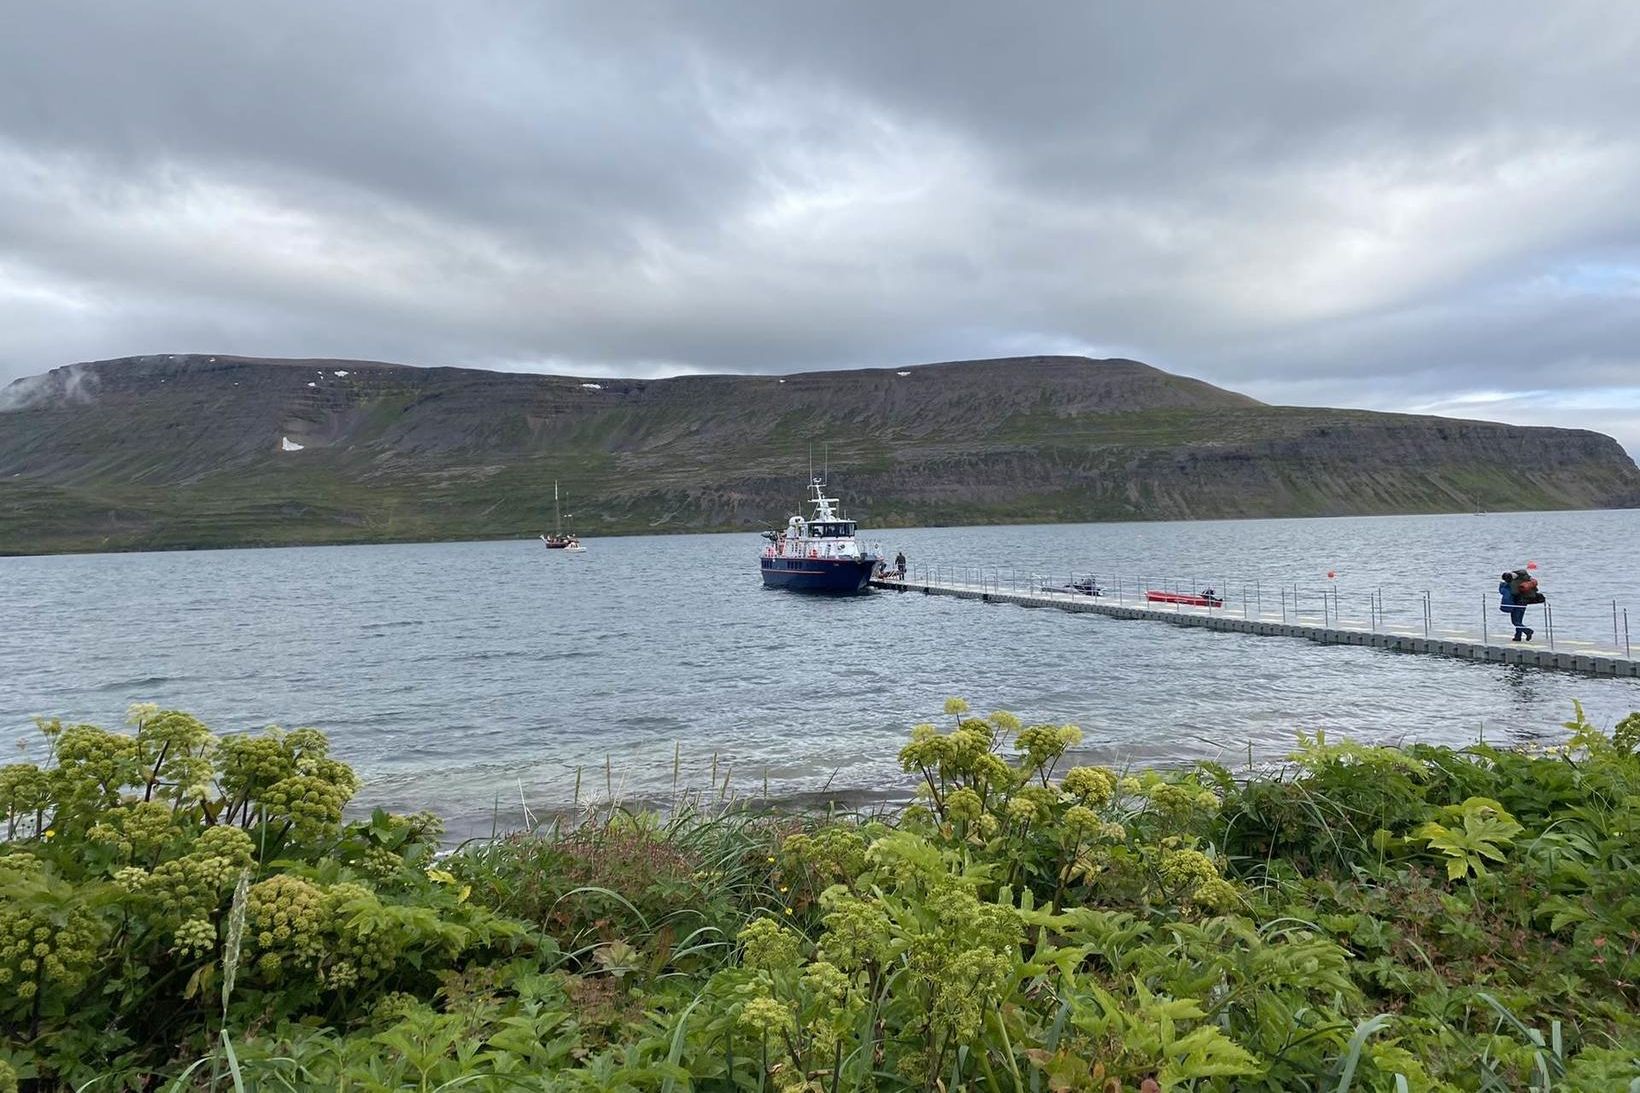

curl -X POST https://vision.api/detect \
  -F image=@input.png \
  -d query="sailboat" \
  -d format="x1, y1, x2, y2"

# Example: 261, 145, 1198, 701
540, 481, 586, 552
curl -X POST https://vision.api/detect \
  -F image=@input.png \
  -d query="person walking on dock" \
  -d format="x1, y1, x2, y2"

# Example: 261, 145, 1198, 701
1498, 571, 1533, 642
895, 550, 907, 578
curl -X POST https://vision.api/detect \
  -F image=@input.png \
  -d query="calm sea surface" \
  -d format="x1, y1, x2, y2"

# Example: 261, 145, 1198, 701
3, 509, 1638, 838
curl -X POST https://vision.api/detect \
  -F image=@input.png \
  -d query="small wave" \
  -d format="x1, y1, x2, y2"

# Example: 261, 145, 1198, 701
94, 675, 177, 692
613, 714, 686, 733
445, 650, 534, 664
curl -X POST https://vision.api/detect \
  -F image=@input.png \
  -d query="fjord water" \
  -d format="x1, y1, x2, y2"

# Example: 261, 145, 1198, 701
3, 508, 1638, 838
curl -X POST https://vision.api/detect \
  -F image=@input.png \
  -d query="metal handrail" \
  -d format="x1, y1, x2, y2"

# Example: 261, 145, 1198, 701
885, 565, 1631, 656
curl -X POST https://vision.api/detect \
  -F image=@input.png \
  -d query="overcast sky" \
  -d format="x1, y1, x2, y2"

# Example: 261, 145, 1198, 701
3, 2, 1638, 453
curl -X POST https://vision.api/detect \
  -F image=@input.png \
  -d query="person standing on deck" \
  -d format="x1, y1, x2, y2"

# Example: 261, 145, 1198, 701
895, 550, 906, 578
1498, 571, 1533, 642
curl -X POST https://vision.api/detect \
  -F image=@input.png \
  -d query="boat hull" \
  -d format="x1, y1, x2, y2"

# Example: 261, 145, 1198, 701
760, 556, 877, 594
1144, 591, 1222, 607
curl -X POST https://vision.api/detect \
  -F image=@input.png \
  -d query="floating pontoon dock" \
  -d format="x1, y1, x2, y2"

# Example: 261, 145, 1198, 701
872, 573, 1640, 679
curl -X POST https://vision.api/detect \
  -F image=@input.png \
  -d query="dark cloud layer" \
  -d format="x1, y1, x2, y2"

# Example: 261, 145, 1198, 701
3, 2, 1638, 451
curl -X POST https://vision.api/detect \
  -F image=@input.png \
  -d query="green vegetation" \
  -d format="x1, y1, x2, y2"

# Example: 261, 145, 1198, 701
3, 701, 1640, 1090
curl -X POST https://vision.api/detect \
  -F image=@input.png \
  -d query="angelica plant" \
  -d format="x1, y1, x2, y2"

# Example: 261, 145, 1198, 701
3, 700, 1639, 1091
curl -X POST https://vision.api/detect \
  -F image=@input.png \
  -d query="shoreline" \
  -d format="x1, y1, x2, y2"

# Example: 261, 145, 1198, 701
5, 502, 1639, 559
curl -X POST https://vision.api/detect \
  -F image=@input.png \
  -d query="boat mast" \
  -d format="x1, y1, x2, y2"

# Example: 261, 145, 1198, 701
554, 480, 561, 536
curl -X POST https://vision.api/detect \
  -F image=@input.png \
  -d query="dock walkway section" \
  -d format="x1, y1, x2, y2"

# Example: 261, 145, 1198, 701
870, 576, 1640, 679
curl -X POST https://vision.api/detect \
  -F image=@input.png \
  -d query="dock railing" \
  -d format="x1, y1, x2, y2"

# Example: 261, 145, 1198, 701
893, 564, 1633, 658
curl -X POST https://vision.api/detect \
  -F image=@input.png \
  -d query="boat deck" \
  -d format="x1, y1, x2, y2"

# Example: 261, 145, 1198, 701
871, 575, 1640, 678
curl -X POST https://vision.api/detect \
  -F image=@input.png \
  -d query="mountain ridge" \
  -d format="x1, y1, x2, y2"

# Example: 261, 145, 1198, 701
2, 353, 1636, 555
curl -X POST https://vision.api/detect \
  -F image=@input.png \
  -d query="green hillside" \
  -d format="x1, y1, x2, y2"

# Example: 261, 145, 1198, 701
2, 353, 1636, 554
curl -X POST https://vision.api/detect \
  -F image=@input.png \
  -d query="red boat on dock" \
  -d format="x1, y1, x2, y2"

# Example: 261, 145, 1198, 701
1145, 589, 1223, 608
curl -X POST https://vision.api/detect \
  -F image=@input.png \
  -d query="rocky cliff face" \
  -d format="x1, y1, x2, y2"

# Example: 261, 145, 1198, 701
2, 353, 1636, 553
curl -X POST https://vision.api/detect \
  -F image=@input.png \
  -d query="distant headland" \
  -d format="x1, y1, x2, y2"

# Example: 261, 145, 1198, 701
2, 353, 1636, 555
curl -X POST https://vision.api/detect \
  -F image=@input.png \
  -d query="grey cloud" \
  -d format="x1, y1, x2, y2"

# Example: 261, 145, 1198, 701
2, 2, 1638, 453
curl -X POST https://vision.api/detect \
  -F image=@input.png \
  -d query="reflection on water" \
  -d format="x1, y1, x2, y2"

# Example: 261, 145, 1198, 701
1, 508, 1637, 837
1499, 664, 1546, 714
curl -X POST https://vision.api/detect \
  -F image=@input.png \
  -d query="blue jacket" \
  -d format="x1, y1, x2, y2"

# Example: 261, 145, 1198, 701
1499, 581, 1517, 609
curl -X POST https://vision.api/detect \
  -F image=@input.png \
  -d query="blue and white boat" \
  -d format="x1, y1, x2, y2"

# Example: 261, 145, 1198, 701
760, 478, 882, 594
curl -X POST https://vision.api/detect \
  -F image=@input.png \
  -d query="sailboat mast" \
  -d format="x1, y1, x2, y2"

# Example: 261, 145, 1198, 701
554, 480, 561, 536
